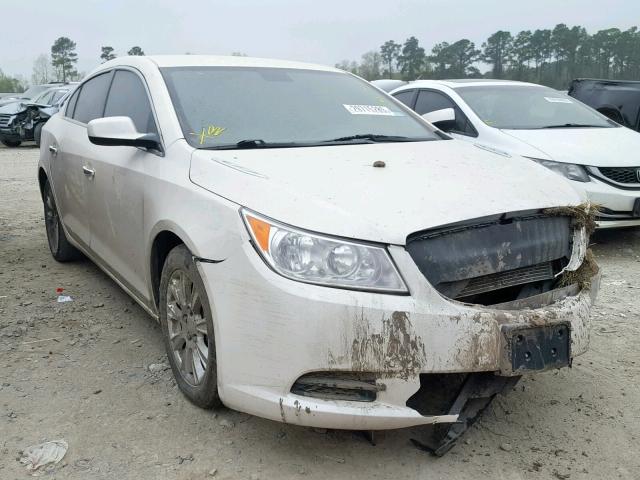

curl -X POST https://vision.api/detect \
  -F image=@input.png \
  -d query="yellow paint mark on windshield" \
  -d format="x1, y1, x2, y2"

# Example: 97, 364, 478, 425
190, 125, 227, 144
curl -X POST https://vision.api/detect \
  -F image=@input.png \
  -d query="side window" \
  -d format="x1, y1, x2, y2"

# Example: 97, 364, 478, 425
415, 90, 476, 137
415, 90, 455, 115
393, 90, 415, 107
73, 72, 113, 124
104, 70, 158, 134
65, 88, 80, 117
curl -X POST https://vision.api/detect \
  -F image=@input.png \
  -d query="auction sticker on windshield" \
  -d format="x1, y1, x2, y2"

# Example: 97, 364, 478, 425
343, 104, 396, 115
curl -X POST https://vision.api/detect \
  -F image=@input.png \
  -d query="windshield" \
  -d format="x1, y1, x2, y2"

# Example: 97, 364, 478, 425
20, 85, 51, 100
455, 85, 615, 129
161, 66, 439, 148
32, 89, 55, 104
50, 89, 69, 104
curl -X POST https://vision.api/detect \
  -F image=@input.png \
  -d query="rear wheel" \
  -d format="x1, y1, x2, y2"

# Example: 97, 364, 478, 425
43, 179, 80, 262
160, 244, 221, 409
1, 139, 21, 147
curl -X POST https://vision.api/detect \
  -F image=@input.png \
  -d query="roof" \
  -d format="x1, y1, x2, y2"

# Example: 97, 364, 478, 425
572, 78, 640, 84
393, 79, 546, 91
98, 55, 340, 73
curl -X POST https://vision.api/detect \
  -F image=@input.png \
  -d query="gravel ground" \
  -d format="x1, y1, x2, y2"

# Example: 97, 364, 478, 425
1, 144, 639, 480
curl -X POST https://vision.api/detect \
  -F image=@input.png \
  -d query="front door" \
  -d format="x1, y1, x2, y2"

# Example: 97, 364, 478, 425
87, 69, 161, 301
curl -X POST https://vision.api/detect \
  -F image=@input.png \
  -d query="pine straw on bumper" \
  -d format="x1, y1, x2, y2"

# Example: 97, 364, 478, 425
559, 249, 599, 289
543, 203, 600, 289
543, 202, 600, 236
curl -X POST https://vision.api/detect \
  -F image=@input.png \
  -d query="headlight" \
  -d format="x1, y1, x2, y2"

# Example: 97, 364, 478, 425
241, 209, 408, 293
529, 158, 590, 182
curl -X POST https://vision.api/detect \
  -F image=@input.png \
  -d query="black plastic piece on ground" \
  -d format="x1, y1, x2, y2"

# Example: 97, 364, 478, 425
409, 372, 520, 456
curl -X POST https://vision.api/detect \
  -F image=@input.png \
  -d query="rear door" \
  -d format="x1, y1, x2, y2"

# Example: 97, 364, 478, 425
87, 69, 161, 300
49, 72, 112, 250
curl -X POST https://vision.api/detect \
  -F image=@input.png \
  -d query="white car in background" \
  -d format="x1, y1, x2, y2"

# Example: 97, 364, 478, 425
390, 79, 640, 228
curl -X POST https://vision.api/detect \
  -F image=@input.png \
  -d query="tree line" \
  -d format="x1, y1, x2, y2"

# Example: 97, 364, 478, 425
0, 37, 146, 92
3, 26, 640, 93
336, 24, 640, 88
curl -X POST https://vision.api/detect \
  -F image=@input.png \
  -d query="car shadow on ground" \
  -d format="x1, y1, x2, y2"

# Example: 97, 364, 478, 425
591, 226, 640, 256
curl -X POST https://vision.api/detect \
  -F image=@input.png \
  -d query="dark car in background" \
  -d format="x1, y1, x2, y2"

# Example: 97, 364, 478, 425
0, 86, 74, 147
568, 79, 640, 132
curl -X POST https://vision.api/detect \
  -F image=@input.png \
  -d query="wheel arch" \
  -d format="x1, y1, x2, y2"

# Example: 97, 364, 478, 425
37, 167, 48, 201
149, 222, 201, 309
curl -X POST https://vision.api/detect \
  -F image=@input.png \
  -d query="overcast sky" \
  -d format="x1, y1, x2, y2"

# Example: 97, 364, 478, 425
2, 0, 639, 80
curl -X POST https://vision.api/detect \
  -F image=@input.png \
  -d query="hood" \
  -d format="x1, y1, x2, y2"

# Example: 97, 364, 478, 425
189, 140, 582, 245
501, 126, 640, 167
0, 102, 27, 115
0, 97, 27, 107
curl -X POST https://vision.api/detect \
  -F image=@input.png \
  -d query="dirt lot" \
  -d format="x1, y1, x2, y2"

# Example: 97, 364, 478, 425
1, 144, 639, 480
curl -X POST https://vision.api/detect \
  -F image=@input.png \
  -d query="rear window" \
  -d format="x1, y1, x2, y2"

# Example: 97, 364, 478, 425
65, 88, 80, 117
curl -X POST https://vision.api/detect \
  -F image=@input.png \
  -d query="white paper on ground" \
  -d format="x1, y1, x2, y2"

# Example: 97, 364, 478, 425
20, 439, 68, 472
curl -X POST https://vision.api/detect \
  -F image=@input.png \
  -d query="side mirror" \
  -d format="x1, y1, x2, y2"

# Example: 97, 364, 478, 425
87, 116, 160, 150
421, 108, 456, 127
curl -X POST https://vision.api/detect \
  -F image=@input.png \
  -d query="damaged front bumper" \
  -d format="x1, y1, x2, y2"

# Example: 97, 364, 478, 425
197, 239, 599, 431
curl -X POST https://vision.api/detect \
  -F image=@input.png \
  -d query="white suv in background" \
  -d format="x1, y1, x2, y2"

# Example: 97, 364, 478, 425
391, 79, 640, 228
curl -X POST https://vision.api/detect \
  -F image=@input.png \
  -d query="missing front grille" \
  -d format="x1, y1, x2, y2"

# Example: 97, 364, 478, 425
406, 212, 572, 305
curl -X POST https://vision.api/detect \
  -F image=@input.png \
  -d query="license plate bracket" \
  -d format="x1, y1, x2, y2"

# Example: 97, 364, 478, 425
503, 323, 571, 373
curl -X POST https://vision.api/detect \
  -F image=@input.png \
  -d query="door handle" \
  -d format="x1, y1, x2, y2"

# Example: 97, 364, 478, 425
82, 166, 95, 177
48, 145, 58, 155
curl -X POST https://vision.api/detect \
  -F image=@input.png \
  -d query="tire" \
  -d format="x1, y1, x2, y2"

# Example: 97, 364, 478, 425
160, 244, 221, 409
1, 139, 21, 147
34, 123, 43, 147
43, 179, 80, 262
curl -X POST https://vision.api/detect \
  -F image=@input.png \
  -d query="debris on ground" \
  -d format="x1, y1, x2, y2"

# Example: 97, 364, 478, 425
219, 418, 235, 429
500, 442, 513, 452
177, 453, 194, 464
55, 288, 72, 303
19, 439, 68, 472
148, 363, 170, 373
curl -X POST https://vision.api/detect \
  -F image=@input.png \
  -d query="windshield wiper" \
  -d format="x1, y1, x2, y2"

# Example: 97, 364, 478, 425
540, 123, 607, 129
203, 139, 302, 150
322, 134, 422, 143
202, 135, 432, 150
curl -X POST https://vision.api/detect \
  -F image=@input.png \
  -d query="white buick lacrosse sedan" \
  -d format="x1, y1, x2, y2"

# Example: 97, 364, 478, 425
38, 55, 598, 453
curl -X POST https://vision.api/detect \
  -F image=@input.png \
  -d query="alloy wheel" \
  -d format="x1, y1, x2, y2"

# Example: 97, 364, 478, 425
166, 269, 210, 386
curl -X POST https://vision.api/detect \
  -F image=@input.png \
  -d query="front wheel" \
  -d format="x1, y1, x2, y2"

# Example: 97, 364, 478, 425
160, 244, 221, 409
43, 179, 80, 262
34, 123, 43, 147
1, 139, 21, 147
